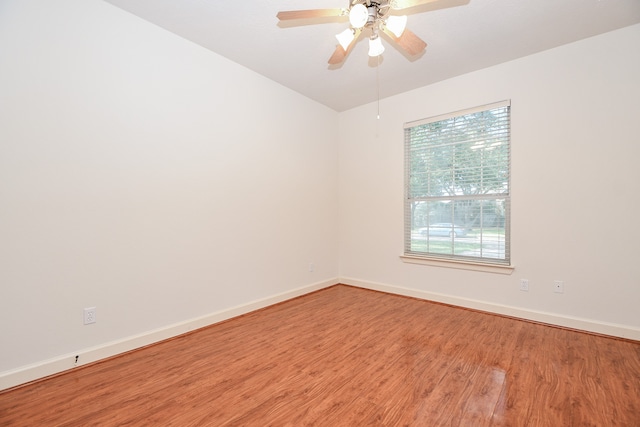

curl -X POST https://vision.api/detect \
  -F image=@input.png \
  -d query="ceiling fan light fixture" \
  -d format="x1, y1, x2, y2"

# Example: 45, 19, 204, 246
276, 1, 429, 65
385, 15, 407, 38
349, 3, 368, 29
335, 28, 355, 50
368, 35, 385, 57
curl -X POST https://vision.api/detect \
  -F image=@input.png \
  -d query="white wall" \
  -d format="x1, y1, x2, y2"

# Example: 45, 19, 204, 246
339, 24, 640, 338
0, 0, 339, 384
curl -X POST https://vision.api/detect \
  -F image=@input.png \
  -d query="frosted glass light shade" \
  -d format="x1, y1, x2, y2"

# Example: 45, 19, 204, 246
336, 28, 355, 50
386, 15, 407, 37
368, 36, 384, 57
349, 4, 368, 28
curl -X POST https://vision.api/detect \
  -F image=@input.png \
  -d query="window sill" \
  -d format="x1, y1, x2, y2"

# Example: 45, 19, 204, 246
400, 255, 514, 275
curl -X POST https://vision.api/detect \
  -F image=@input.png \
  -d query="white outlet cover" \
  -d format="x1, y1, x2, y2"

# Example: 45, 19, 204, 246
83, 307, 96, 325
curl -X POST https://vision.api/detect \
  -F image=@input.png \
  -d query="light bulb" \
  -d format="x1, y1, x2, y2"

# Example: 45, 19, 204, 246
368, 36, 385, 57
335, 28, 355, 50
385, 15, 407, 38
349, 4, 368, 29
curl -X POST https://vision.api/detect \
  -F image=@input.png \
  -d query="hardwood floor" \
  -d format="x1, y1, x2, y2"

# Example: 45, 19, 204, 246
1, 284, 639, 426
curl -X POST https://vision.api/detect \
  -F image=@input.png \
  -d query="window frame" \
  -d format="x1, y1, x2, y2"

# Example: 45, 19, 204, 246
402, 100, 512, 271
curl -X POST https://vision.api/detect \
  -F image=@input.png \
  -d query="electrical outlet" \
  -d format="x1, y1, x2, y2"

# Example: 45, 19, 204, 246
309, 262, 315, 273
83, 307, 96, 325
554, 280, 564, 293
520, 279, 529, 292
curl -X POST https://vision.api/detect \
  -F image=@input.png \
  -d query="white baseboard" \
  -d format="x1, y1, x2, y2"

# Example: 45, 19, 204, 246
341, 277, 640, 341
0, 278, 338, 392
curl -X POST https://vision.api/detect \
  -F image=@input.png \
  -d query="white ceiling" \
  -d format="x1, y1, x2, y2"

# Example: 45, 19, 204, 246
103, 0, 640, 112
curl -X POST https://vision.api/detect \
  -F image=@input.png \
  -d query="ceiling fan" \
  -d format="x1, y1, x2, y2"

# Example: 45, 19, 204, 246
277, 0, 438, 65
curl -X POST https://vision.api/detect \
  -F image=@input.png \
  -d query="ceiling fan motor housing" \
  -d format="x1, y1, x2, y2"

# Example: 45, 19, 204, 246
366, 5, 378, 26
357, 1, 390, 28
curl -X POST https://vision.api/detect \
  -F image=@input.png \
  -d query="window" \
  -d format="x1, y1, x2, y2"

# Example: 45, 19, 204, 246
404, 101, 511, 266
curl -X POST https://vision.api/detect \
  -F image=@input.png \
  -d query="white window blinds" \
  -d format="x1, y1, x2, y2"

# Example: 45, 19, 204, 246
404, 100, 511, 265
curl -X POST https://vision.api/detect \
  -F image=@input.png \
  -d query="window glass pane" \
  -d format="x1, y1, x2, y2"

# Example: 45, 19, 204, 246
408, 199, 507, 260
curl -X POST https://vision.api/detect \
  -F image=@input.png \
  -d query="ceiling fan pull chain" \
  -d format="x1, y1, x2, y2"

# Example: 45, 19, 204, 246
377, 55, 381, 120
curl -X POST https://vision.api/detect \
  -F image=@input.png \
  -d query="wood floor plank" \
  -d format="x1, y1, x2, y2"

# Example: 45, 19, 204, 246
1, 284, 639, 426
569, 332, 640, 426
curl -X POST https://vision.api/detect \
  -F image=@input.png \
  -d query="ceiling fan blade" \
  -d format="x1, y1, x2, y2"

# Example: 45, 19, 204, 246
328, 46, 348, 65
383, 27, 427, 56
277, 9, 345, 21
328, 29, 362, 65
390, 0, 441, 10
